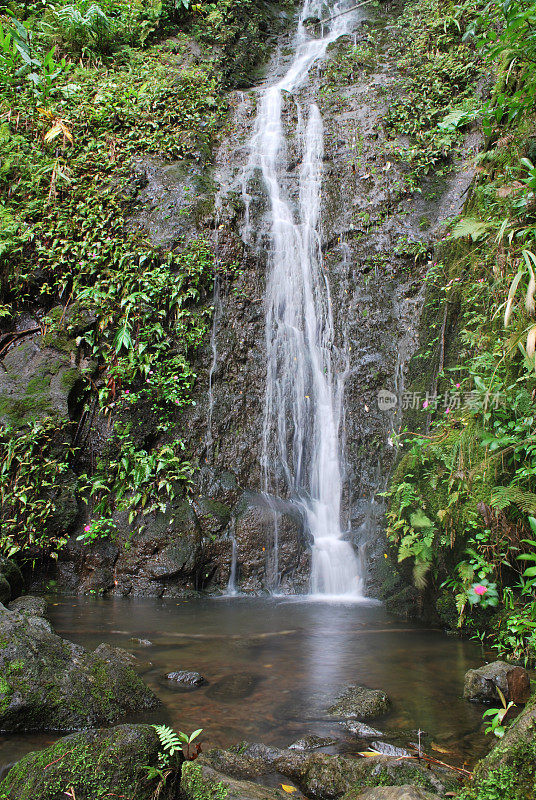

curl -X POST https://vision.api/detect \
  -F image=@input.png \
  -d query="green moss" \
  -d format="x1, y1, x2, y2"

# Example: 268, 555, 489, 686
0, 674, 13, 715
181, 763, 229, 800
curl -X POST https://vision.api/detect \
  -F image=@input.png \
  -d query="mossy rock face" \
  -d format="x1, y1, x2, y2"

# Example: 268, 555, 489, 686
471, 694, 536, 799
181, 761, 286, 800
0, 606, 159, 732
0, 724, 179, 800
0, 337, 80, 427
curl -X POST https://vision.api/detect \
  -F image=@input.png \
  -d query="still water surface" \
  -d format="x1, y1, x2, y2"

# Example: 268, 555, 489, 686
1, 596, 490, 769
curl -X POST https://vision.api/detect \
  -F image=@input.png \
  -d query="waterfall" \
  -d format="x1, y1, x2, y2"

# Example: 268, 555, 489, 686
242, 1, 364, 597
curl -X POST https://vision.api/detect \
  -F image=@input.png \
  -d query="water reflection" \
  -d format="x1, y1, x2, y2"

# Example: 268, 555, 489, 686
0, 596, 489, 769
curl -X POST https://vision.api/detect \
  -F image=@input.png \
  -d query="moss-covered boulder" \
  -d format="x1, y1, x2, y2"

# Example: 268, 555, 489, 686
328, 686, 391, 721
469, 693, 536, 799
0, 605, 159, 732
0, 724, 179, 800
181, 761, 288, 800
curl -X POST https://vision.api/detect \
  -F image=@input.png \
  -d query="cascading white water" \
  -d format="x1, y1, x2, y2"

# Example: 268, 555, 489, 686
242, 1, 364, 597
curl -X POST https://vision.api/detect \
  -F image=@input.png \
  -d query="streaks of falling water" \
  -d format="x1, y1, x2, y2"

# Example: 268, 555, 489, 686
242, 1, 364, 598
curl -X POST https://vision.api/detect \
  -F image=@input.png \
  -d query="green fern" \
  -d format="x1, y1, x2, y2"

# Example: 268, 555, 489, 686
491, 486, 536, 514
154, 724, 183, 757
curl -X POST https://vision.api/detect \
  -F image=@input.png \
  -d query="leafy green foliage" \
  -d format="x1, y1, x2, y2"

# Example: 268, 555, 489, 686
0, 418, 75, 559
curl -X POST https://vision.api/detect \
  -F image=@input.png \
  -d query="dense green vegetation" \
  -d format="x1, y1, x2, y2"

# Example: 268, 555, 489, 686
0, 0, 289, 561
385, 0, 536, 666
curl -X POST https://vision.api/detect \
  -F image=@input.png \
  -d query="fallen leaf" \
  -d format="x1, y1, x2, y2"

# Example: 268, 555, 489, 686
281, 785, 298, 794
358, 750, 382, 757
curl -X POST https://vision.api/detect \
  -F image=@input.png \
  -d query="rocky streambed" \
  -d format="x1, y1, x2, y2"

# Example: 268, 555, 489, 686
1, 588, 533, 799
1, 594, 535, 799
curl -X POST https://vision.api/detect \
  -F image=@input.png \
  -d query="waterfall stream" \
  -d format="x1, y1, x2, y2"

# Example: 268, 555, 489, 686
242, 1, 364, 597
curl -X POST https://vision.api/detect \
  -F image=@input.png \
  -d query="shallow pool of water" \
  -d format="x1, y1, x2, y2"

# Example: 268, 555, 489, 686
0, 596, 491, 770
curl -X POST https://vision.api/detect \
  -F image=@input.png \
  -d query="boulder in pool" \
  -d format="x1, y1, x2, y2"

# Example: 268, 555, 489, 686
0, 604, 159, 732
464, 661, 531, 704
328, 685, 391, 720
0, 724, 180, 800
165, 669, 206, 687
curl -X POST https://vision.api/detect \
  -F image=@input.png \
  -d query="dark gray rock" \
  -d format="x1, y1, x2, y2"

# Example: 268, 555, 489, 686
464, 661, 531, 704
328, 686, 391, 720
0, 724, 180, 800
289, 735, 338, 750
342, 721, 383, 738
165, 670, 206, 687
0, 605, 159, 732
8, 595, 47, 618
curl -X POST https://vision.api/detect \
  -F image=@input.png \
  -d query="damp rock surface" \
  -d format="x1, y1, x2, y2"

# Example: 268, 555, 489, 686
0, 605, 159, 732
165, 669, 207, 686
464, 661, 531, 704
343, 788, 442, 800
328, 685, 391, 720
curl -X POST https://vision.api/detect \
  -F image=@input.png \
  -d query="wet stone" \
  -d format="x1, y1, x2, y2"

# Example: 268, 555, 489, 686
289, 735, 338, 750
370, 742, 411, 758
342, 721, 383, 738
464, 661, 531, 704
165, 670, 206, 687
328, 686, 391, 720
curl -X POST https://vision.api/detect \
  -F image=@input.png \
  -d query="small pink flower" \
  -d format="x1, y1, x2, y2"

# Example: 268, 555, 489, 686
445, 407, 450, 414
474, 584, 488, 596
125, 390, 129, 394
455, 383, 461, 388
146, 379, 150, 383
423, 400, 429, 409
84, 524, 91, 532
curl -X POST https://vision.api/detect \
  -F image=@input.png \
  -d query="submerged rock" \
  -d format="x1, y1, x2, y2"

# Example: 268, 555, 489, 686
165, 670, 206, 687
0, 724, 179, 800
206, 672, 261, 701
289, 734, 338, 750
181, 762, 287, 800
0, 605, 159, 732
328, 686, 391, 720
464, 661, 531, 704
